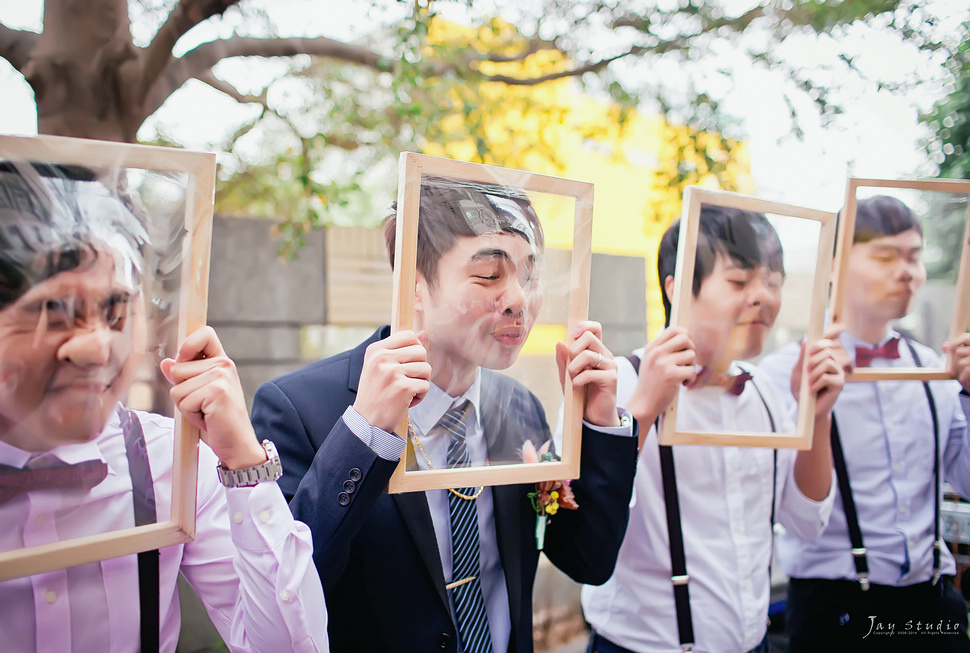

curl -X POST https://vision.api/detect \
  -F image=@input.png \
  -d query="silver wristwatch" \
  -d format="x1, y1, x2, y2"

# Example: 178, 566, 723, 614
217, 440, 283, 488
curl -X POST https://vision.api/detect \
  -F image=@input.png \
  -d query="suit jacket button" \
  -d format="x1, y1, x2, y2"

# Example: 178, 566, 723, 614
349, 467, 362, 482
437, 633, 452, 649
337, 492, 351, 506
343, 479, 356, 493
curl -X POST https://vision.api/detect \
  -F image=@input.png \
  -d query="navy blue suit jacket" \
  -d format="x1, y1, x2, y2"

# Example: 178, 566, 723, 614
251, 326, 637, 653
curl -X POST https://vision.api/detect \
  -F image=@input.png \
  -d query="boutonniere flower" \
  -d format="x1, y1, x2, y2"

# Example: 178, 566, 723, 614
522, 440, 578, 550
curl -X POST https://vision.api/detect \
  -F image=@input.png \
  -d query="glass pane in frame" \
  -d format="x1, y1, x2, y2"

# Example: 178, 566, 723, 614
658, 186, 837, 449
388, 153, 591, 493
832, 178, 970, 382
0, 135, 214, 580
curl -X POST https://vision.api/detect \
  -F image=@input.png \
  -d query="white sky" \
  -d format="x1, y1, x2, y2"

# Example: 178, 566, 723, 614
0, 1, 965, 214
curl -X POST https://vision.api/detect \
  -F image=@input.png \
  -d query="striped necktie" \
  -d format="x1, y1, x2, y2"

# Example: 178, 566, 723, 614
438, 400, 493, 653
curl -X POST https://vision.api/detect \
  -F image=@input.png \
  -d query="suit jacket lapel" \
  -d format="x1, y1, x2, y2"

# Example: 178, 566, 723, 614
391, 491, 451, 613
492, 483, 525, 636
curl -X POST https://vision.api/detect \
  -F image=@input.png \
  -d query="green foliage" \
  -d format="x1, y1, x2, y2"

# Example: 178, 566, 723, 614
784, 0, 901, 32
215, 11, 578, 255
923, 26, 970, 180
204, 0, 938, 254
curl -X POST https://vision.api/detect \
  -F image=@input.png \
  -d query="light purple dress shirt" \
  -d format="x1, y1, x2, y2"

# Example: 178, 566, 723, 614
0, 409, 329, 653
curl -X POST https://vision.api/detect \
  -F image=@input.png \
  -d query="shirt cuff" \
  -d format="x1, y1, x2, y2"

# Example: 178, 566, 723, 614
342, 405, 406, 461
224, 481, 300, 551
583, 408, 635, 437
782, 467, 836, 541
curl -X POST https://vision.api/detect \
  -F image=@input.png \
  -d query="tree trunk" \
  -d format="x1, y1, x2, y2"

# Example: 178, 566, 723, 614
30, 0, 142, 142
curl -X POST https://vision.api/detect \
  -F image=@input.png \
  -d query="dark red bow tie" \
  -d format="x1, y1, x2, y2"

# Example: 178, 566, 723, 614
688, 368, 753, 396
855, 337, 901, 368
0, 459, 108, 506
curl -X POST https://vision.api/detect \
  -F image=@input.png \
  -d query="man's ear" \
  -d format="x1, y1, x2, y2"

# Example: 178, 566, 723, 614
663, 275, 675, 304
414, 274, 428, 313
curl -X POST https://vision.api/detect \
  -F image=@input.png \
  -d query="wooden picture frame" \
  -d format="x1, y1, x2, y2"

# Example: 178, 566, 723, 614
387, 152, 592, 493
0, 134, 214, 581
658, 186, 837, 449
831, 177, 970, 382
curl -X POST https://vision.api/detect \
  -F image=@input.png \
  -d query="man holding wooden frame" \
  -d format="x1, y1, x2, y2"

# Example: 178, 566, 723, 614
0, 164, 328, 653
251, 173, 638, 653
583, 200, 844, 653
761, 192, 970, 652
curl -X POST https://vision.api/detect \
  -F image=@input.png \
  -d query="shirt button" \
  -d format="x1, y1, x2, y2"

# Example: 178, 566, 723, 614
893, 463, 902, 474
899, 506, 908, 515
35, 514, 46, 527
44, 590, 56, 604
233, 512, 244, 524
280, 589, 291, 603
887, 421, 895, 430
734, 521, 744, 533
337, 492, 351, 506
259, 510, 272, 523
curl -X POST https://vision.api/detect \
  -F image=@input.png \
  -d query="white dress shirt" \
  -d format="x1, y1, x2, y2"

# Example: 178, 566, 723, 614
0, 409, 328, 653
582, 351, 833, 653
759, 330, 970, 586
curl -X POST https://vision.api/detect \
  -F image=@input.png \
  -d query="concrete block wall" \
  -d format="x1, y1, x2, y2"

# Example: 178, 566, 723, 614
207, 215, 327, 406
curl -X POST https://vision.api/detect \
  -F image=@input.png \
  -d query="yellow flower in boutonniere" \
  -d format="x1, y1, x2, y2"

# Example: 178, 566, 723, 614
522, 440, 578, 550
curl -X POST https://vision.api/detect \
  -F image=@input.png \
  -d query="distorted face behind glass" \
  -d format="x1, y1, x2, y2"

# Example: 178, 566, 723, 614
846, 229, 925, 325
0, 173, 148, 452
414, 186, 544, 393
684, 252, 783, 368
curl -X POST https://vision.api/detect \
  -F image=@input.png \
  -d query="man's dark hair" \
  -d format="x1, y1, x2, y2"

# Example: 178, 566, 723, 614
854, 195, 922, 244
657, 204, 784, 327
383, 176, 544, 287
0, 162, 149, 310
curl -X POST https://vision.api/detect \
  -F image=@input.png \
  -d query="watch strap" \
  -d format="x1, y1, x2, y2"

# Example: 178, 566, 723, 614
217, 440, 283, 488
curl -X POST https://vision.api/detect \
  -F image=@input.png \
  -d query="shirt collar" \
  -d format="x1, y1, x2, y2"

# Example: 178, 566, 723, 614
841, 327, 900, 353
0, 409, 119, 469
410, 369, 483, 437
692, 361, 745, 375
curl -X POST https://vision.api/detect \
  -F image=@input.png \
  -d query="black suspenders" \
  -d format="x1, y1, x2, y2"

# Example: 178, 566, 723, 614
626, 355, 779, 652
830, 339, 943, 590
829, 419, 871, 589
656, 440, 695, 651
120, 408, 160, 652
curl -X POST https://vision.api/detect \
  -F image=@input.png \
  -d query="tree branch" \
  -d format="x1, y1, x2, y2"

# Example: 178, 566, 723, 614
140, 0, 241, 103
146, 34, 389, 115
479, 46, 648, 85
700, 6, 766, 34
188, 35, 387, 72
479, 37, 557, 63
0, 23, 38, 73
195, 69, 265, 104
